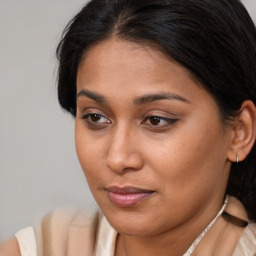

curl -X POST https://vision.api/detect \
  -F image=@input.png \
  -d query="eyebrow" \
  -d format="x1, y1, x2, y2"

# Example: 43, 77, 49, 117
77, 89, 107, 104
134, 92, 190, 105
76, 89, 190, 105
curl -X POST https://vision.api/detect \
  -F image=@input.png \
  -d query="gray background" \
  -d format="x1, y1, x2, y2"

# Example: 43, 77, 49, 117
0, 0, 255, 241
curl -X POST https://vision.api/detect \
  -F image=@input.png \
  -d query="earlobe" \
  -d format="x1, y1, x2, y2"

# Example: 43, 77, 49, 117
227, 100, 256, 163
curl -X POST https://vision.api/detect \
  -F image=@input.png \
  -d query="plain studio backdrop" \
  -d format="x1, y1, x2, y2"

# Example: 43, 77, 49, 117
0, 0, 255, 242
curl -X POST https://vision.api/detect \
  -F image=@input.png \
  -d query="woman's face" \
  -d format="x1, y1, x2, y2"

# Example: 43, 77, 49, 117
75, 38, 232, 236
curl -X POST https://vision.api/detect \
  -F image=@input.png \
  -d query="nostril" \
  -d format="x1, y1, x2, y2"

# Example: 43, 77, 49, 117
106, 151, 144, 174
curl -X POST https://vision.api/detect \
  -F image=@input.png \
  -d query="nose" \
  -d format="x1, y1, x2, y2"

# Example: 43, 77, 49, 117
106, 126, 144, 174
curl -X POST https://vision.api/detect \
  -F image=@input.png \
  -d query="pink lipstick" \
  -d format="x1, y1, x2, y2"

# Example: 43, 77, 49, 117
106, 186, 154, 207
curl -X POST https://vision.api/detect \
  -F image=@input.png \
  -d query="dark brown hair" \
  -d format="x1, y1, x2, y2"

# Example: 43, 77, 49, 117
56, 0, 256, 219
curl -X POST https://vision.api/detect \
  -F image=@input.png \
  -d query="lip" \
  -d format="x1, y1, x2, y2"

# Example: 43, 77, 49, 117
106, 186, 154, 207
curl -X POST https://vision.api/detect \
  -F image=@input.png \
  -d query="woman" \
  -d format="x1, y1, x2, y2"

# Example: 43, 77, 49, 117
1, 0, 256, 255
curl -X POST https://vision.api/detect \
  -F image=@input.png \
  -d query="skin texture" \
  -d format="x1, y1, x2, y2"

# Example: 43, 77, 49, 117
0, 237, 21, 256
75, 38, 256, 256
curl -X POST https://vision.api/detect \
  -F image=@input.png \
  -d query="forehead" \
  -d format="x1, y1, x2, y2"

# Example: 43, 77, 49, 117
78, 38, 175, 84
77, 37, 203, 98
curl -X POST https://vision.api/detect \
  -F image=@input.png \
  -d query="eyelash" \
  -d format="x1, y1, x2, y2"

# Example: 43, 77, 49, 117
143, 115, 178, 127
80, 113, 111, 126
80, 113, 178, 129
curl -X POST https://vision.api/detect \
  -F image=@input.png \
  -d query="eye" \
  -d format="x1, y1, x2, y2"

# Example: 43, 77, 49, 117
143, 115, 178, 127
80, 113, 111, 127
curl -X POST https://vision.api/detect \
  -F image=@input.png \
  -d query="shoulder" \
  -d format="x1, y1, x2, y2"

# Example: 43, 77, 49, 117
41, 206, 117, 255
1, 206, 101, 256
39, 206, 100, 255
233, 222, 256, 256
0, 237, 21, 256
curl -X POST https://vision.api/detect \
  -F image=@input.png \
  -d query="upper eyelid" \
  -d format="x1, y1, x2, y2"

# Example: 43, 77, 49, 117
82, 112, 109, 120
142, 111, 177, 119
79, 108, 108, 117
77, 106, 113, 117
78, 106, 178, 121
145, 114, 174, 119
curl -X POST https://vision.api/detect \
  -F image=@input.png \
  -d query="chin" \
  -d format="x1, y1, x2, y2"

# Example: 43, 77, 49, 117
102, 208, 162, 237
111, 221, 152, 236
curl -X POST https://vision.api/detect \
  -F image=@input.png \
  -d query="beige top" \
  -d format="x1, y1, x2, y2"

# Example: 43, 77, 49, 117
15, 199, 256, 256
15, 213, 117, 256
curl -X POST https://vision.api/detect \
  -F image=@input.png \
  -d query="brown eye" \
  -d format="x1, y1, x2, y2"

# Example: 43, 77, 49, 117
81, 113, 111, 127
149, 116, 162, 125
143, 115, 178, 128
90, 114, 102, 122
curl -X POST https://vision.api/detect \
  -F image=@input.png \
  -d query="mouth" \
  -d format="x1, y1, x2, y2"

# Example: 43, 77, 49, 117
106, 186, 154, 208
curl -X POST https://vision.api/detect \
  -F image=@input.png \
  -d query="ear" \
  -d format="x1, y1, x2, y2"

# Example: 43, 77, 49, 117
227, 100, 256, 163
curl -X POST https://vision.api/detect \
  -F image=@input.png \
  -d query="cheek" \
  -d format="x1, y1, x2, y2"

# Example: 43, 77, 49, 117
146, 119, 228, 192
75, 121, 105, 186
